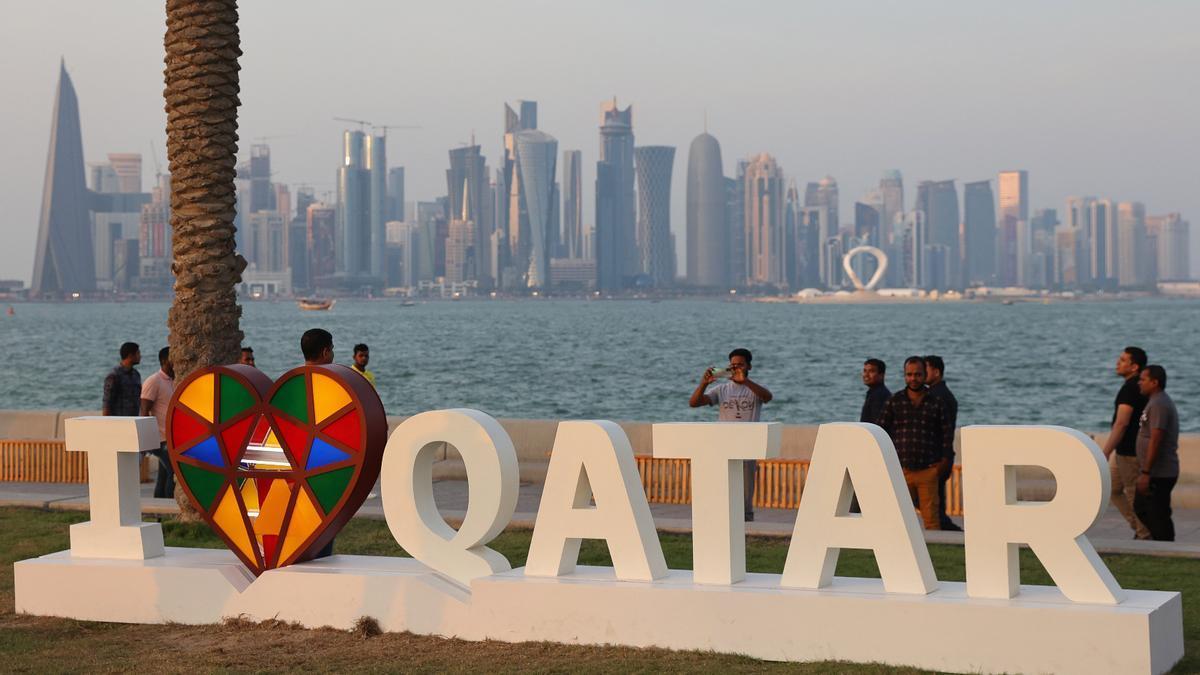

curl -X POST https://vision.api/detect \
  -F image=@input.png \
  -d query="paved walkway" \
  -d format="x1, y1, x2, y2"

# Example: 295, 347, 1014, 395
5, 479, 1200, 558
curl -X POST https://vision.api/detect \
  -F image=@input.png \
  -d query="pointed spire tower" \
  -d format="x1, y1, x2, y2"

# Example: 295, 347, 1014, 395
31, 61, 96, 296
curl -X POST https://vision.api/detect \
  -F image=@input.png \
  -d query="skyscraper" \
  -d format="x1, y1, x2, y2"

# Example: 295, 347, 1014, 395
31, 62, 96, 296
685, 132, 727, 288
1116, 201, 1146, 287
962, 180, 996, 285
743, 154, 786, 287
634, 145, 675, 286
879, 170, 904, 243
1148, 213, 1190, 281
365, 133, 387, 280
337, 130, 370, 277
916, 180, 961, 287
595, 98, 636, 291
997, 170, 1029, 223
561, 150, 583, 259
513, 130, 558, 288
1064, 196, 1095, 282
447, 141, 488, 284
106, 153, 142, 193
387, 167, 405, 222
725, 173, 745, 287
806, 176, 840, 232
1088, 198, 1117, 284
307, 202, 337, 284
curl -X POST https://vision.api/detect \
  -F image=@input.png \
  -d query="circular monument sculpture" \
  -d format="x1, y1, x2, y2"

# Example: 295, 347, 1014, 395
842, 245, 889, 291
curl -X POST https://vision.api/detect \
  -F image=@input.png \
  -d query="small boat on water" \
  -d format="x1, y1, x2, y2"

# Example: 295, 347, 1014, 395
399, 300, 417, 307
298, 298, 336, 311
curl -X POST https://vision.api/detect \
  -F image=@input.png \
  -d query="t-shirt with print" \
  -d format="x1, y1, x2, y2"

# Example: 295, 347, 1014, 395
1136, 391, 1180, 478
704, 381, 763, 422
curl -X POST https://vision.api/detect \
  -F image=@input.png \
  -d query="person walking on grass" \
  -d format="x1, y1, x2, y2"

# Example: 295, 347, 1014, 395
690, 348, 773, 522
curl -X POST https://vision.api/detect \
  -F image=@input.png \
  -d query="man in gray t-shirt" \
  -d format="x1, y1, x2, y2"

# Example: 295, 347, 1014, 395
1134, 365, 1180, 541
689, 348, 773, 521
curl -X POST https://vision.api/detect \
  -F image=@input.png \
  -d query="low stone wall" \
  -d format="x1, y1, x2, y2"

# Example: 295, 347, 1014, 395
4, 409, 1199, 507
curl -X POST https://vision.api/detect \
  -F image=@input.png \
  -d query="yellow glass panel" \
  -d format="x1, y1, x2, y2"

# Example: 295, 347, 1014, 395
253, 479, 291, 536
278, 488, 322, 563
213, 484, 258, 564
178, 373, 215, 423
311, 373, 352, 424
264, 429, 279, 447
240, 480, 260, 514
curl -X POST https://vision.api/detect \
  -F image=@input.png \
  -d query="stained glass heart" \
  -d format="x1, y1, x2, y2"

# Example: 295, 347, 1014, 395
166, 364, 387, 576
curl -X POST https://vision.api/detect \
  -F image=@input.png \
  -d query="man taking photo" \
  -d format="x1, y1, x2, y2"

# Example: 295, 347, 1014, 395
689, 348, 773, 521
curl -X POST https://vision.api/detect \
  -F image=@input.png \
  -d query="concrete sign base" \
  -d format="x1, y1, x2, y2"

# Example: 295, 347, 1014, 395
15, 548, 1183, 674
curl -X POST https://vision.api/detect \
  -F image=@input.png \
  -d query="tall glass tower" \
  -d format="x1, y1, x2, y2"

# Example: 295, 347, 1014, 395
595, 98, 635, 290
686, 132, 726, 288
32, 62, 96, 296
635, 145, 675, 286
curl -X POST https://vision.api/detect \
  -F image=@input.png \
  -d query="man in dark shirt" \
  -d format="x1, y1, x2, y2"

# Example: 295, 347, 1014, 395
878, 356, 953, 530
925, 355, 961, 532
860, 358, 891, 425
1102, 346, 1150, 540
102, 342, 142, 416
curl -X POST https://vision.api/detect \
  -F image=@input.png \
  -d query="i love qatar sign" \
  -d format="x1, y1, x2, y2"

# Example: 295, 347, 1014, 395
12, 366, 1186, 674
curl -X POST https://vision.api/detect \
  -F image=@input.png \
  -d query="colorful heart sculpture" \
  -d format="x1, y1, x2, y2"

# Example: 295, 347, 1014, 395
167, 364, 387, 576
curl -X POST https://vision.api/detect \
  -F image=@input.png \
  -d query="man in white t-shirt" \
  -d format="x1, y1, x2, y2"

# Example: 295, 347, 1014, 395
139, 346, 176, 498
689, 348, 774, 521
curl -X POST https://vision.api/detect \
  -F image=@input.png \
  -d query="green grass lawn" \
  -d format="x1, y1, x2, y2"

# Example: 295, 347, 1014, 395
1, 506, 1194, 672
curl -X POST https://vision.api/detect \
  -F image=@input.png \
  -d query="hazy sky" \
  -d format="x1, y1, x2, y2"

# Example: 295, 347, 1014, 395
1, 0, 1197, 282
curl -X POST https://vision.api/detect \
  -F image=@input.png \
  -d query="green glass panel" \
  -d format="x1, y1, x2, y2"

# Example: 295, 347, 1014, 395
219, 375, 256, 422
179, 462, 226, 512
270, 375, 309, 423
307, 466, 354, 515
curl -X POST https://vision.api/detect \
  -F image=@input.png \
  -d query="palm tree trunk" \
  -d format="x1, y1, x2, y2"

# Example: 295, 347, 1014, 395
164, 0, 245, 521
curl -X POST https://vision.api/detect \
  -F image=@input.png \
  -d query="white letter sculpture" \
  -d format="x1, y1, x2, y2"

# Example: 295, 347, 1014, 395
962, 425, 1124, 604
842, 245, 888, 291
381, 409, 519, 587
782, 423, 938, 594
66, 416, 164, 559
652, 422, 781, 584
526, 421, 667, 581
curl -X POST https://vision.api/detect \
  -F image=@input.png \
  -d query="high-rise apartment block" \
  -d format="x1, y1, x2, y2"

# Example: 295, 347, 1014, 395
742, 153, 786, 287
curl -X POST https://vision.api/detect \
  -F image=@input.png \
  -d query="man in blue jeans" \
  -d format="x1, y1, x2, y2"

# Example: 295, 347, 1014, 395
689, 348, 774, 521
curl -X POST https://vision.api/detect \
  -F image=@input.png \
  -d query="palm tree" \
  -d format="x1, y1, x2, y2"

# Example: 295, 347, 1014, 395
164, 0, 245, 519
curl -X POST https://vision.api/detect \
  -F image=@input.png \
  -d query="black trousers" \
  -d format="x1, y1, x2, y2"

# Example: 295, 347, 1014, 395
150, 444, 175, 499
1134, 476, 1177, 542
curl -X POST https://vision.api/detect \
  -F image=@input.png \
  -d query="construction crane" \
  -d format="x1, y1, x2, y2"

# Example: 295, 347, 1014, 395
333, 116, 372, 130
373, 123, 422, 138
253, 134, 295, 142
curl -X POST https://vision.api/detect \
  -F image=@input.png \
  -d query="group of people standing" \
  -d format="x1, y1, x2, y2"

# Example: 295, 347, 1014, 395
860, 355, 959, 531
100, 330, 378, 503
691, 346, 1182, 540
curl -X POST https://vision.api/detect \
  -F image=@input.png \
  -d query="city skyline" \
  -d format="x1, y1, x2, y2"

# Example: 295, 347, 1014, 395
2, 1, 1198, 284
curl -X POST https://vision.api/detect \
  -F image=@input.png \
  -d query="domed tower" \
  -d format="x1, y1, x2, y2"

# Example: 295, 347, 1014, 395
686, 132, 727, 287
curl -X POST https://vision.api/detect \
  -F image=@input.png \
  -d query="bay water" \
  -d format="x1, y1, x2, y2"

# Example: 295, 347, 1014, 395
1, 298, 1196, 432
